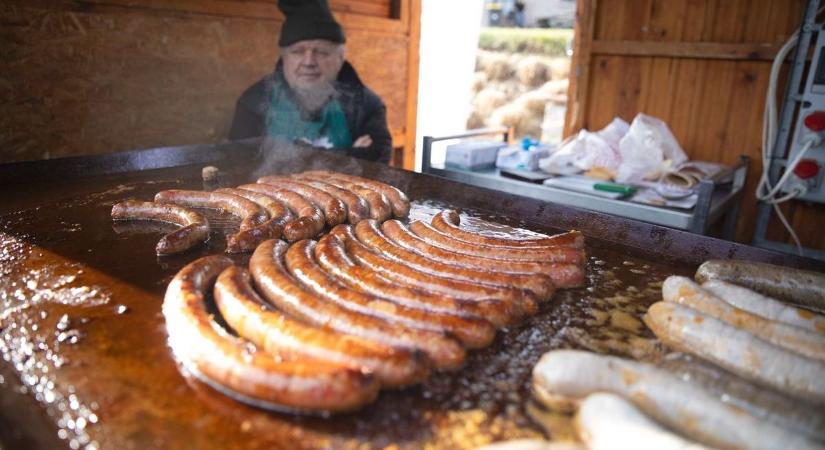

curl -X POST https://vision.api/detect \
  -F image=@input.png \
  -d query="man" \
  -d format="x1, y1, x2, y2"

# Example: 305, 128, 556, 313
229, 0, 392, 163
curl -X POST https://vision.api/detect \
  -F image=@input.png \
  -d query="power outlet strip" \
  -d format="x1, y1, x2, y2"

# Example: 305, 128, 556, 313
784, 24, 825, 203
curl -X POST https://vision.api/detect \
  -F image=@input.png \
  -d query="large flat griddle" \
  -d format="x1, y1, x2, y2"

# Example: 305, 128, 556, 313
1, 139, 822, 450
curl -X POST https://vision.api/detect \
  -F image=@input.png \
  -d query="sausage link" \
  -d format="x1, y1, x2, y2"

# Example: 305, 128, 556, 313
296, 173, 392, 221
111, 200, 210, 254
162, 255, 379, 413
387, 220, 585, 289
311, 236, 497, 348
249, 240, 433, 380
154, 189, 267, 231
315, 233, 497, 321
216, 188, 289, 253
331, 225, 530, 325
306, 170, 411, 218
214, 265, 425, 388
356, 220, 556, 301
257, 177, 347, 227
238, 184, 324, 242
286, 240, 471, 365
411, 216, 586, 264
433, 210, 585, 249
289, 177, 370, 224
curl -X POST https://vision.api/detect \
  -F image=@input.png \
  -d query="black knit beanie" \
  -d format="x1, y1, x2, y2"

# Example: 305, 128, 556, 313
278, 0, 346, 47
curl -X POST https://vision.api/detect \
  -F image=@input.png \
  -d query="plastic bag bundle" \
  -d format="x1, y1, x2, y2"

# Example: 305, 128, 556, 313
615, 114, 688, 183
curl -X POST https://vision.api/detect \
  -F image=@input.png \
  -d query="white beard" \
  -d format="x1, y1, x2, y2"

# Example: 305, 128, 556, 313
293, 82, 338, 117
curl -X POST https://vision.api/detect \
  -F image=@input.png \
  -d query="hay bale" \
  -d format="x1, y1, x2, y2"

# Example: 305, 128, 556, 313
490, 101, 542, 139
470, 71, 488, 94
466, 110, 487, 130
516, 56, 551, 88
515, 89, 554, 117
483, 53, 515, 82
473, 87, 509, 118
539, 79, 569, 97
548, 57, 571, 80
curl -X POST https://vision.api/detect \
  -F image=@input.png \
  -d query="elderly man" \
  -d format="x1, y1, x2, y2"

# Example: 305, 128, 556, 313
229, 0, 392, 163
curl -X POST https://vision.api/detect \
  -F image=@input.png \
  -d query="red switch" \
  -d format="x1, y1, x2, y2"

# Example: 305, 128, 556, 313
794, 159, 820, 180
804, 111, 825, 131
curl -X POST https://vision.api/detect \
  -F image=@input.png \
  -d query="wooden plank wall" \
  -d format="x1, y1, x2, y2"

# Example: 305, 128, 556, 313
0, 0, 421, 169
565, 0, 825, 250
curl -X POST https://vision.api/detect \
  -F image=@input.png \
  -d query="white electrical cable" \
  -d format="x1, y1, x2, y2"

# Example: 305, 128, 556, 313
758, 28, 807, 254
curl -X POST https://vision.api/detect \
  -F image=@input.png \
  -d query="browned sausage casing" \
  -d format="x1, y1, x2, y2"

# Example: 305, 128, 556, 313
249, 239, 434, 380
216, 188, 291, 253
433, 210, 585, 249
385, 220, 585, 288
331, 225, 530, 325
355, 220, 556, 301
286, 240, 473, 365
237, 184, 325, 242
111, 200, 210, 254
257, 177, 347, 227
213, 265, 426, 388
154, 189, 268, 231
289, 177, 371, 224
412, 216, 585, 264
305, 170, 411, 218
162, 255, 379, 413
315, 233, 496, 320
304, 238, 496, 349
296, 173, 393, 222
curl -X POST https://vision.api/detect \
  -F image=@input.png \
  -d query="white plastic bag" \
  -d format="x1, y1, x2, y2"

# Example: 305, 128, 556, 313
539, 130, 622, 175
615, 114, 687, 183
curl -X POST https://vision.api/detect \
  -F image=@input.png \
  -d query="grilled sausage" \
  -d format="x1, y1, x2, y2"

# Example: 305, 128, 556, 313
154, 189, 267, 231
387, 220, 585, 289
533, 350, 822, 450
162, 255, 379, 413
216, 188, 293, 223
304, 237, 496, 349
213, 265, 426, 388
111, 200, 209, 254
433, 210, 585, 249
215, 188, 290, 252
256, 177, 347, 227
305, 170, 410, 218
288, 177, 370, 224
410, 219, 585, 264
237, 184, 324, 242
296, 173, 393, 221
695, 259, 825, 312
286, 240, 478, 362
249, 239, 441, 377
575, 393, 712, 450
644, 301, 825, 403
355, 220, 556, 301
314, 233, 496, 321
332, 225, 530, 325
662, 276, 825, 362
702, 279, 825, 335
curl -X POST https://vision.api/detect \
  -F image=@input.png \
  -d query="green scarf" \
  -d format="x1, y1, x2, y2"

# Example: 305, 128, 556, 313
264, 81, 352, 149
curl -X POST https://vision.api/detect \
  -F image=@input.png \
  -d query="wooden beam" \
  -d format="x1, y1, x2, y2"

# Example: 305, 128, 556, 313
591, 40, 782, 61
402, 0, 421, 170
564, 0, 597, 138
61, 0, 407, 33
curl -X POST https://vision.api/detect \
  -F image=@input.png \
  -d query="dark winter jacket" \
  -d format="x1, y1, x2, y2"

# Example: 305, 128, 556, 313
229, 61, 392, 163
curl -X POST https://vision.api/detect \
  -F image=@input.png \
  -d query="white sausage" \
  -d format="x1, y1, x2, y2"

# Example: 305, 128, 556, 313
644, 301, 825, 403
532, 350, 822, 450
702, 279, 825, 335
575, 392, 710, 450
662, 276, 825, 362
